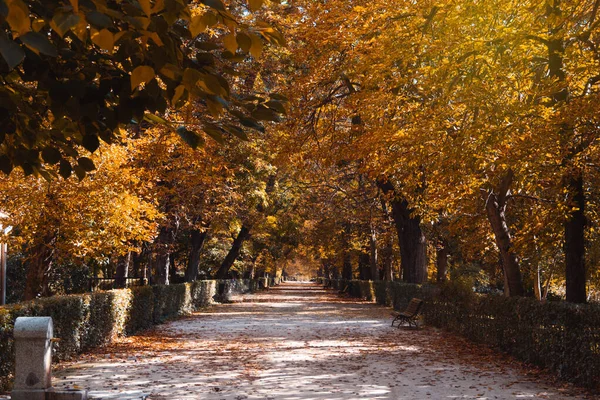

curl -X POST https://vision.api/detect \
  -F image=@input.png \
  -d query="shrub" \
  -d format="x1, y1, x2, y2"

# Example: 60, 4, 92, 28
0, 278, 259, 392
324, 278, 600, 391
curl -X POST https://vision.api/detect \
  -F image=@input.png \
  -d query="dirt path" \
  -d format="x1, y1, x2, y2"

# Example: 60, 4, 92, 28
53, 282, 590, 399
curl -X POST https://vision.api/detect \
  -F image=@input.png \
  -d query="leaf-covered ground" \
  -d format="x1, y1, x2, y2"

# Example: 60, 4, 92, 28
51, 283, 591, 399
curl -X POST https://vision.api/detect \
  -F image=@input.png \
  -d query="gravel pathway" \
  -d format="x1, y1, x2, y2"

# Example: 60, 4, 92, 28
52, 282, 591, 399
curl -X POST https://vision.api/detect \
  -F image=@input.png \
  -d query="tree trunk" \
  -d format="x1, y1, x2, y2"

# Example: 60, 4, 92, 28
358, 251, 371, 280
565, 171, 586, 303
245, 262, 256, 279
152, 227, 173, 285
169, 253, 177, 282
369, 227, 379, 280
153, 253, 170, 285
382, 236, 394, 281
545, 4, 586, 303
332, 263, 340, 279
215, 225, 252, 279
185, 229, 208, 282
484, 170, 524, 297
377, 179, 428, 284
24, 232, 56, 300
534, 263, 542, 301
114, 252, 131, 289
436, 244, 448, 283
342, 250, 352, 280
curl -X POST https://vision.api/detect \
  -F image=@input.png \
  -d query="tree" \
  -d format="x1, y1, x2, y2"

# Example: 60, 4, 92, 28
0, 0, 285, 177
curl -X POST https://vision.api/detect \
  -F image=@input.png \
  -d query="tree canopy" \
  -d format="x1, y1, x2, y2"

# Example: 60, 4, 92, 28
2, 0, 600, 304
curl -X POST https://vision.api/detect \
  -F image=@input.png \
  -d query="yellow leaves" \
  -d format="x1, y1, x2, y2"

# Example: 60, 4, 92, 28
131, 65, 155, 91
91, 28, 114, 52
160, 64, 181, 80
140, 30, 163, 46
249, 33, 263, 58
6, 0, 31, 37
222, 33, 238, 53
189, 14, 208, 37
248, 0, 263, 12
172, 85, 186, 106
139, 0, 152, 17
69, 0, 78, 13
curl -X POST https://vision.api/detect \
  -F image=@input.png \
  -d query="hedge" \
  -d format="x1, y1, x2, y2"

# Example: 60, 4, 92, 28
323, 279, 600, 392
0, 278, 269, 392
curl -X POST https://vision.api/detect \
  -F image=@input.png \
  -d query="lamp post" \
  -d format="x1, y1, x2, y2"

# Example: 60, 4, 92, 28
0, 211, 12, 306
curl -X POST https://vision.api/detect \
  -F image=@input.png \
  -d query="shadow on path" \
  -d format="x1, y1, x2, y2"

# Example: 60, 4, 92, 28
53, 282, 590, 400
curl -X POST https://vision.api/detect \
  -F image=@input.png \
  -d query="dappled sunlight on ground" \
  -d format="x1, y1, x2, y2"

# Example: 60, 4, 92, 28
52, 283, 590, 399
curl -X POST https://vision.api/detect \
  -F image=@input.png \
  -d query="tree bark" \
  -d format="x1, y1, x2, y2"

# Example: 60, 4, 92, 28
369, 227, 379, 280
382, 237, 394, 281
564, 171, 587, 303
377, 179, 428, 284
114, 252, 131, 289
152, 226, 173, 285
24, 232, 56, 300
436, 244, 448, 283
185, 229, 208, 282
484, 170, 525, 297
358, 251, 371, 280
342, 250, 353, 280
169, 253, 178, 283
545, 3, 586, 303
215, 225, 252, 279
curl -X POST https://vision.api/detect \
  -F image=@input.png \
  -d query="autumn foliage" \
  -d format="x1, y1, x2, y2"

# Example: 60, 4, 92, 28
0, 0, 599, 306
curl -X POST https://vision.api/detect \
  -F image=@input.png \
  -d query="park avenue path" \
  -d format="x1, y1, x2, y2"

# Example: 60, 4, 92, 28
53, 282, 590, 400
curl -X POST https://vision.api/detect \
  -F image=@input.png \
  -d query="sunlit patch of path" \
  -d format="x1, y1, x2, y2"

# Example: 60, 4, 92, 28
53, 282, 590, 400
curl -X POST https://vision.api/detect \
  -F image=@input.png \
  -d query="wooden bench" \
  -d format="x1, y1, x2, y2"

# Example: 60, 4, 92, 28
391, 298, 424, 328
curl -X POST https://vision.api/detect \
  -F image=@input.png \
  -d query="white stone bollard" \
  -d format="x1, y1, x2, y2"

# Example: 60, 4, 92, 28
11, 316, 53, 399
11, 317, 88, 400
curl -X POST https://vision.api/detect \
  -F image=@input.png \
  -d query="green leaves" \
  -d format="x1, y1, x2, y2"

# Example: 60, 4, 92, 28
19, 32, 57, 57
50, 12, 80, 38
0, 32, 24, 69
177, 126, 204, 149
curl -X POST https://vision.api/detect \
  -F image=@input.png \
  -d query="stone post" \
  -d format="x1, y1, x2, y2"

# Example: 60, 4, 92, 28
11, 317, 88, 400
11, 317, 53, 400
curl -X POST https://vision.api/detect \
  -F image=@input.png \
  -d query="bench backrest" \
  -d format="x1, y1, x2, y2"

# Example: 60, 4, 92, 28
405, 298, 424, 316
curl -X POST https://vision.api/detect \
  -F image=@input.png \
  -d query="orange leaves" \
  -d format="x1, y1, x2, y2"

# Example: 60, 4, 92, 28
5, 0, 31, 36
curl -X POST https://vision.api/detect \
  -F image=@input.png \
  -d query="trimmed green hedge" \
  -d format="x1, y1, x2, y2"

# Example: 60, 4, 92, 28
0, 279, 252, 392
324, 279, 600, 392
